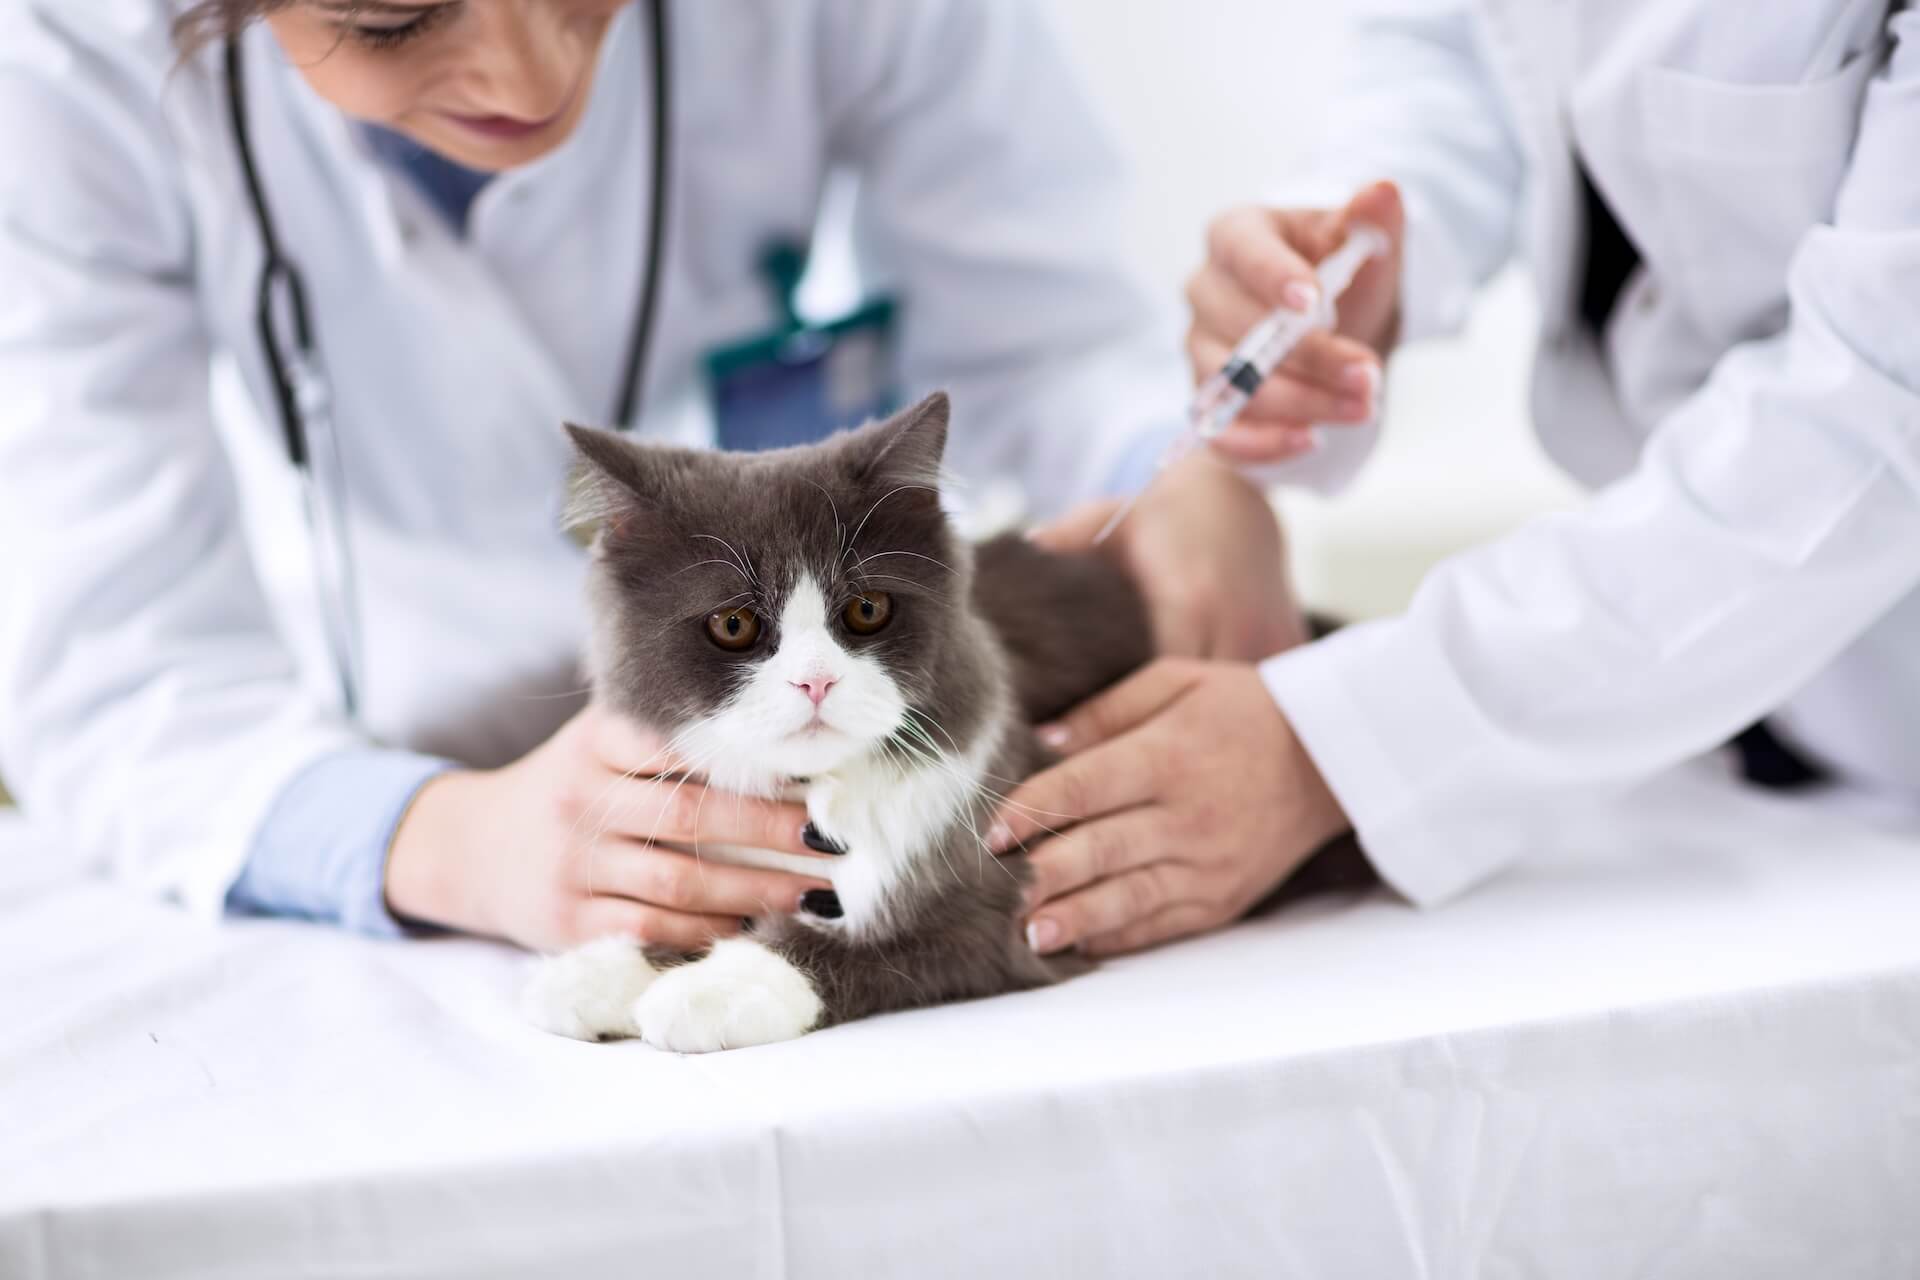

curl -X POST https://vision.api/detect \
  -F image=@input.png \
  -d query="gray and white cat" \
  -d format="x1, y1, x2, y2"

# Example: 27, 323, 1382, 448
521, 392, 1154, 1052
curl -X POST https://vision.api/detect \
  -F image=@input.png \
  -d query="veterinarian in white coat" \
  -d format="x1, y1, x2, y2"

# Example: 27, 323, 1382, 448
1005, 0, 1920, 956
0, 0, 1300, 951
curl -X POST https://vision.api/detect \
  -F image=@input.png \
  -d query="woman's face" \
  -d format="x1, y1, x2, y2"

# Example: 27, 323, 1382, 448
266, 1, 631, 172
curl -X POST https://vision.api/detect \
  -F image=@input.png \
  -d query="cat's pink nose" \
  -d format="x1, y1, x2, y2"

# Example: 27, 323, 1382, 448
792, 676, 838, 707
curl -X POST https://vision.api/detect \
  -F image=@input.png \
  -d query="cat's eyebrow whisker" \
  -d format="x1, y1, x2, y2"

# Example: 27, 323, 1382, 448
643, 593, 755, 643
691, 533, 761, 589
800, 476, 847, 560
842, 484, 939, 567
859, 549, 956, 574
848, 572, 919, 593
673, 558, 754, 584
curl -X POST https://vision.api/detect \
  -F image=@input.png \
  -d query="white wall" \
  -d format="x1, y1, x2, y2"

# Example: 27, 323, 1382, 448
1043, 0, 1581, 618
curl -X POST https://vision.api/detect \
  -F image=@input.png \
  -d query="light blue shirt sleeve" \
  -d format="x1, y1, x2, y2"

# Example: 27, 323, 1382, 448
226, 749, 455, 937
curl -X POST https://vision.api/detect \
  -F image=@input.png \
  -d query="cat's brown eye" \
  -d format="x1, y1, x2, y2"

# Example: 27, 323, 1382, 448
706, 606, 763, 651
843, 592, 894, 636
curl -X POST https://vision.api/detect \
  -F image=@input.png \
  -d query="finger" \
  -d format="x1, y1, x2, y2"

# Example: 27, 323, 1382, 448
1342, 180, 1406, 253
1147, 597, 1213, 662
991, 710, 1182, 852
571, 895, 746, 951
1272, 205, 1351, 266
587, 708, 686, 778
1081, 902, 1223, 958
583, 841, 831, 917
1208, 207, 1321, 311
1034, 659, 1200, 759
1184, 262, 1273, 352
1188, 332, 1374, 425
1022, 809, 1175, 910
1028, 499, 1124, 554
1208, 422, 1318, 466
599, 777, 821, 857
1023, 862, 1193, 956
1272, 331, 1383, 405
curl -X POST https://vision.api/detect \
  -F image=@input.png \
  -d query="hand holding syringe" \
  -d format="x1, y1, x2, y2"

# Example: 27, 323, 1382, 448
1094, 222, 1391, 544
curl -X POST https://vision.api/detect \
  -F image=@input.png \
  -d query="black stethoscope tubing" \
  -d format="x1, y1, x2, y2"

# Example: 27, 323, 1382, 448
220, 1, 671, 715
223, 0, 671, 466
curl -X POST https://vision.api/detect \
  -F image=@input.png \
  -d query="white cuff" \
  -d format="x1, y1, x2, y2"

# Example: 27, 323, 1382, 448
1261, 624, 1496, 908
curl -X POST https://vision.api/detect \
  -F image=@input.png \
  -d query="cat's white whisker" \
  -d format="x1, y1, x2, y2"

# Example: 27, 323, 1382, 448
642, 593, 754, 645
842, 484, 939, 568
800, 476, 847, 560
903, 709, 1079, 824
674, 558, 755, 584
848, 572, 921, 594
887, 724, 1026, 886
692, 533, 761, 589
858, 549, 955, 574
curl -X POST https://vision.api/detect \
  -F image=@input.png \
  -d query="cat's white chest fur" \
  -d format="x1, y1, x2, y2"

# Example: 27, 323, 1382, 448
521, 728, 1005, 1050
709, 721, 1002, 932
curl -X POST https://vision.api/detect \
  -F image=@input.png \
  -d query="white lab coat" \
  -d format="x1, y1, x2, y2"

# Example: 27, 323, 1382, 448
0, 0, 1185, 913
1263, 0, 1920, 905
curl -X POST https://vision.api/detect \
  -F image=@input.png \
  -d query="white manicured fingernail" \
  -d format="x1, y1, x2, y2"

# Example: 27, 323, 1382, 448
1037, 724, 1071, 751
1027, 918, 1063, 954
987, 822, 1014, 853
1283, 281, 1319, 312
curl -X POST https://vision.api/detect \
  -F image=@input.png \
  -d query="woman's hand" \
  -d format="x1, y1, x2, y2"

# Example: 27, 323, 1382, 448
989, 659, 1348, 957
384, 706, 836, 953
1034, 451, 1308, 661
1185, 180, 1406, 465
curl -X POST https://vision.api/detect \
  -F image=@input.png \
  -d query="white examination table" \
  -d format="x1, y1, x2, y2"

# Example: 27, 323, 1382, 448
3, 764, 1917, 1278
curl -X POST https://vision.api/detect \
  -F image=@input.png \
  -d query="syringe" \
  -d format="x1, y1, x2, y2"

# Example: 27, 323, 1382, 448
1093, 223, 1390, 544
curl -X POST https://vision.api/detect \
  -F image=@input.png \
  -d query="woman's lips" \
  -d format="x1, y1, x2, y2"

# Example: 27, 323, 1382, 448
439, 109, 562, 141
439, 80, 581, 142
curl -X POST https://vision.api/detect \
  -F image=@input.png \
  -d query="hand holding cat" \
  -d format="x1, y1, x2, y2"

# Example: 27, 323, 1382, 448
384, 706, 836, 952
1184, 180, 1405, 464
1033, 452, 1307, 661
988, 659, 1348, 957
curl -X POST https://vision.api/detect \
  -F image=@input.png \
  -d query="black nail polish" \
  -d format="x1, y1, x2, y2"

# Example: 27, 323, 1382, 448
801, 889, 844, 919
802, 822, 848, 856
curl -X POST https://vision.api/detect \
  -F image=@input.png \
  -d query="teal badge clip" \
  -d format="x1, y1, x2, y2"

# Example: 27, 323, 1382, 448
704, 243, 900, 453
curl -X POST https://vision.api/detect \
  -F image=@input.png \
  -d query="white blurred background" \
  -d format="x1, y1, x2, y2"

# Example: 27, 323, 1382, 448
1045, 0, 1581, 619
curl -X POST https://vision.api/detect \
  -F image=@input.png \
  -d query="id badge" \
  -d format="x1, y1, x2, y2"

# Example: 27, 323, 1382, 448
705, 244, 899, 453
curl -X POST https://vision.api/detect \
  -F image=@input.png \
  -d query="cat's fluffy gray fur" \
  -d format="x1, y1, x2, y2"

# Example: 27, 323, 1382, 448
525, 393, 1153, 1048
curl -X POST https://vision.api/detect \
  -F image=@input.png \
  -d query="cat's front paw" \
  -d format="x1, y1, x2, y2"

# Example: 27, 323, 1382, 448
635, 939, 823, 1053
522, 936, 662, 1041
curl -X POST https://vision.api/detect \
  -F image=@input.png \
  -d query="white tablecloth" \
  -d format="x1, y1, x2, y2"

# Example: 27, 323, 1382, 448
3, 765, 1918, 1279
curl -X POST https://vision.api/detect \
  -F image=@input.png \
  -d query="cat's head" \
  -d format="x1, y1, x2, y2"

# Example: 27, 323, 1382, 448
567, 393, 993, 795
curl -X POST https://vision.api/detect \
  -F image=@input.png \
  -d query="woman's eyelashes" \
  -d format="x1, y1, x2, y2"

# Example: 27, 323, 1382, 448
334, 3, 462, 51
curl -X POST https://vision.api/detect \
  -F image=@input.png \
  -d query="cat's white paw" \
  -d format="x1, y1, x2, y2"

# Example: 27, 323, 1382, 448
635, 939, 823, 1054
522, 937, 662, 1041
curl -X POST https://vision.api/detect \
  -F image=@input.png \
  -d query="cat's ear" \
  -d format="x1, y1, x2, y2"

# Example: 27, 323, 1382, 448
564, 423, 672, 537
852, 391, 951, 489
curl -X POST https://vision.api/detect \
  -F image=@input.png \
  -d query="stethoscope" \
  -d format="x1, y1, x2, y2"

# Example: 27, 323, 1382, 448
221, 0, 672, 719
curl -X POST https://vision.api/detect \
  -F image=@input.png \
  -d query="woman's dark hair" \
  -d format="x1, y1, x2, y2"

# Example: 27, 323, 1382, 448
172, 1, 295, 54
